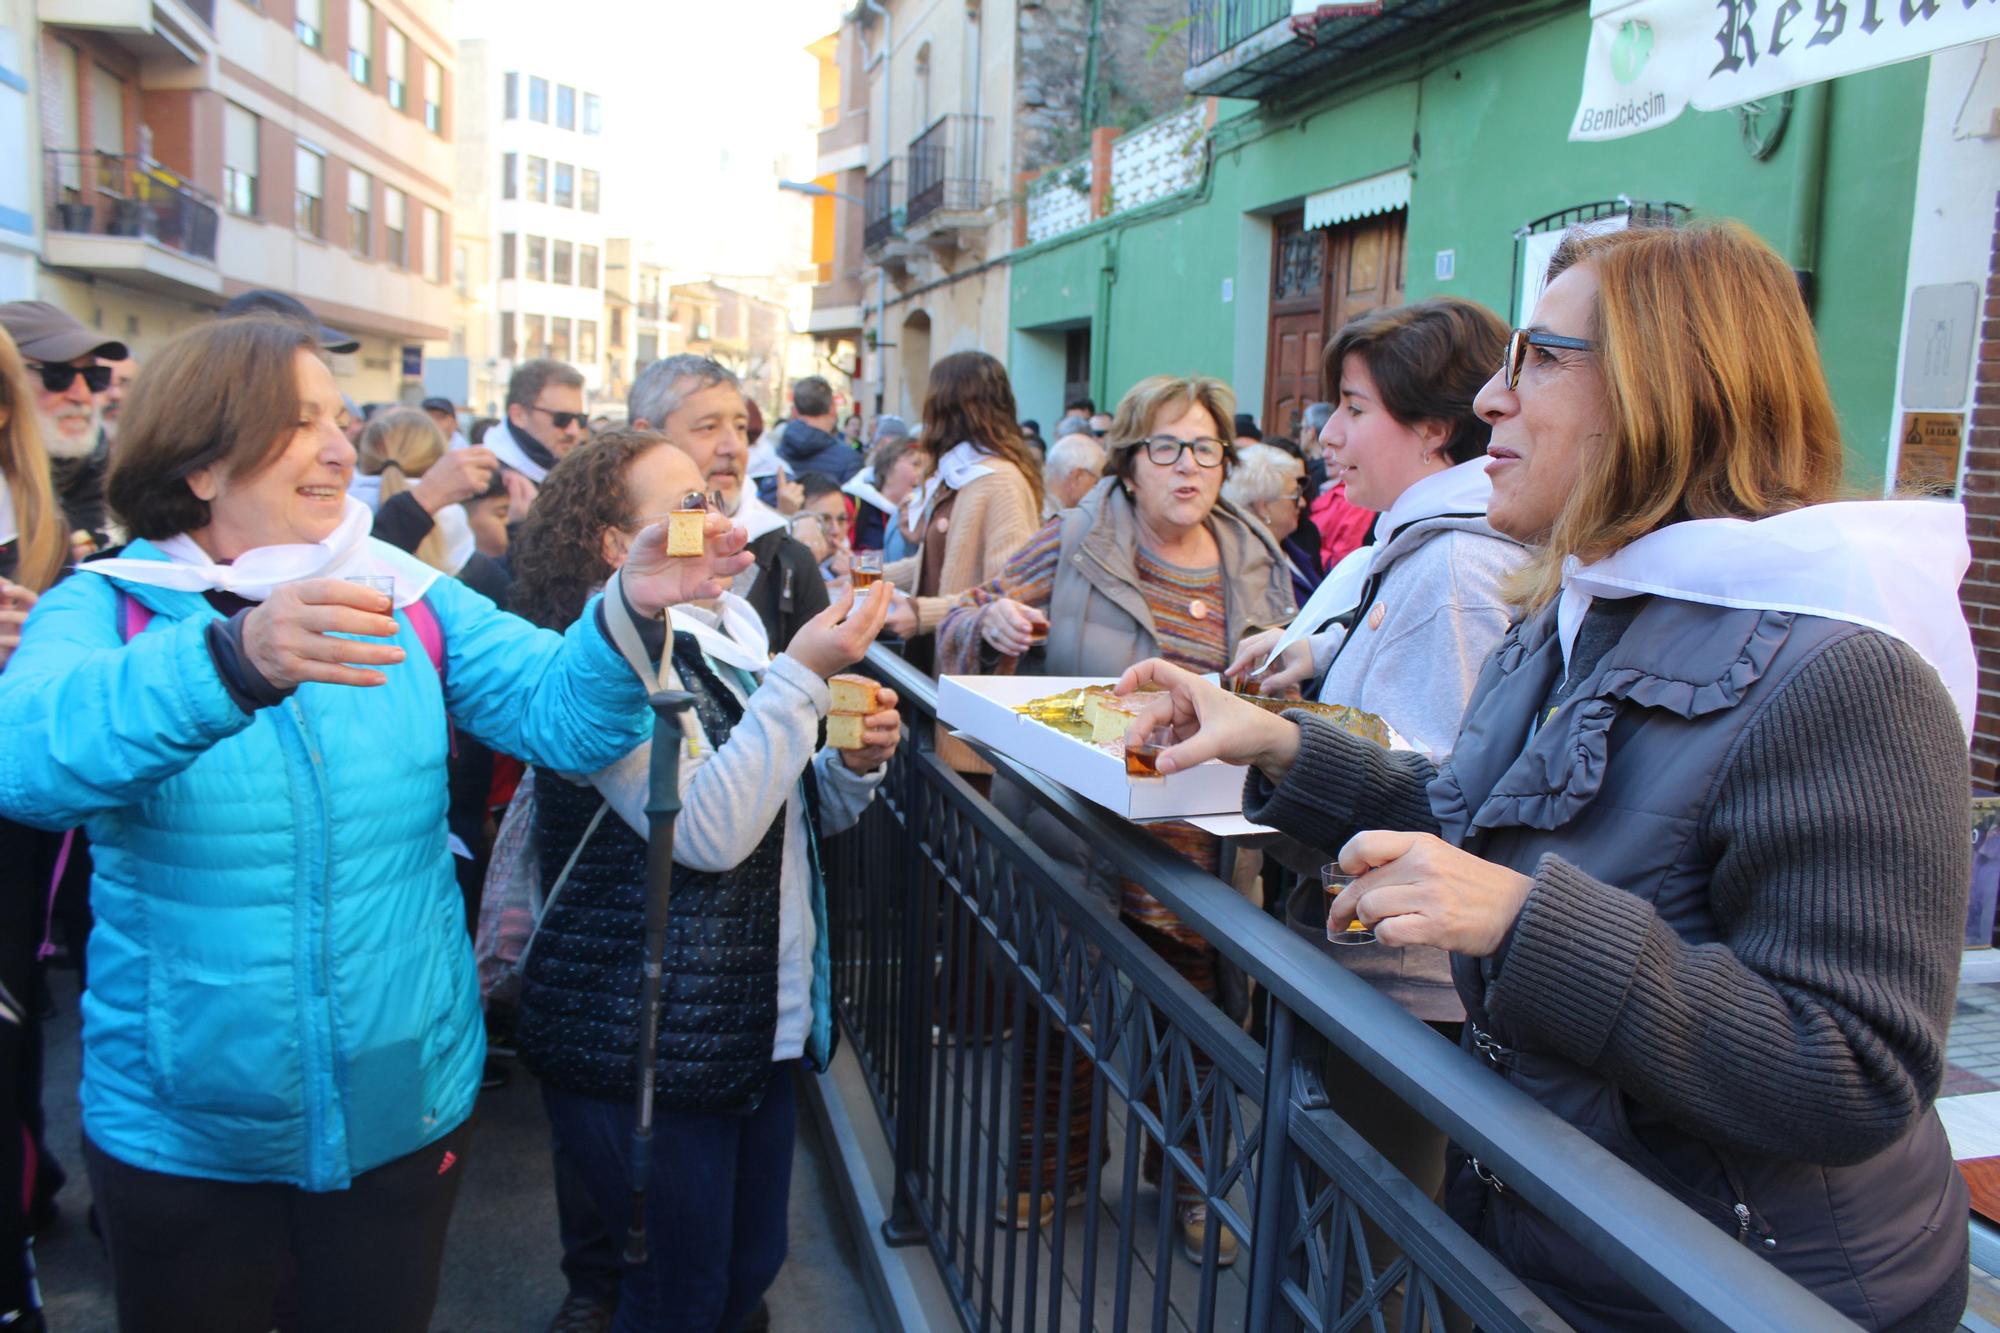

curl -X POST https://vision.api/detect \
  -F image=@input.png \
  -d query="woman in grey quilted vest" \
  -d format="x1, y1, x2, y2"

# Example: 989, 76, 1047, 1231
1115, 222, 1975, 1330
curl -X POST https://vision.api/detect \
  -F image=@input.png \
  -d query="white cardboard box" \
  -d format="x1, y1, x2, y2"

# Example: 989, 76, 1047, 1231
937, 675, 1247, 820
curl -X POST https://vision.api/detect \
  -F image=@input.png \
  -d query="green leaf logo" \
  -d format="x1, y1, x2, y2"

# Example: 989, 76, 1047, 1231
1610, 19, 1653, 85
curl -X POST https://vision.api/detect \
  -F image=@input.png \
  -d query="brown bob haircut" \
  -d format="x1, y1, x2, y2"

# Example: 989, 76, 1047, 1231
107, 316, 320, 541
1512, 220, 1844, 610
1321, 296, 1508, 466
1105, 374, 1237, 487
920, 351, 1044, 513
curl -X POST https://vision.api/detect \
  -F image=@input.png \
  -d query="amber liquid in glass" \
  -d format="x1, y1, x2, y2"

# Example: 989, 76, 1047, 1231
851, 569, 879, 590
1124, 742, 1164, 780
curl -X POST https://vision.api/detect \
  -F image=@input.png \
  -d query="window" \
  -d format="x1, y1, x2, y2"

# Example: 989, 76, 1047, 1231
91, 66, 126, 157
578, 319, 597, 365
423, 59, 442, 133
223, 103, 259, 217
610, 306, 623, 345
501, 152, 517, 200
528, 76, 547, 122
582, 92, 601, 134
347, 166, 372, 256
422, 207, 441, 282
555, 84, 575, 130
453, 244, 468, 297
384, 187, 406, 266
347, 1, 372, 84
385, 27, 407, 110
502, 71, 518, 119
551, 239, 572, 285
550, 316, 572, 364
579, 244, 598, 288
525, 235, 545, 280
295, 0, 322, 50
500, 232, 516, 279
636, 330, 658, 365
526, 156, 547, 203
294, 144, 325, 236
580, 168, 599, 213
500, 310, 516, 358
522, 313, 546, 358
553, 162, 573, 209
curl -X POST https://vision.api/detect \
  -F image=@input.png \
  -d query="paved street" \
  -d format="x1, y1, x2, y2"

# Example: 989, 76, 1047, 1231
30, 972, 878, 1332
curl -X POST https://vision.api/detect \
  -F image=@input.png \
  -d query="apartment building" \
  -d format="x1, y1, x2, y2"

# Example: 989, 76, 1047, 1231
453, 34, 608, 404
21, 0, 456, 402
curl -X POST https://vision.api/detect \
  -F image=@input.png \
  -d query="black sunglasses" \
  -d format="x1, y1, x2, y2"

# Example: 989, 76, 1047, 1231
527, 403, 587, 430
1503, 328, 1595, 391
27, 361, 112, 395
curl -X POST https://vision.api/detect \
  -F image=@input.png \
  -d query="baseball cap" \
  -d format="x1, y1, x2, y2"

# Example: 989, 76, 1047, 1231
216, 289, 360, 354
0, 301, 128, 364
421, 397, 457, 416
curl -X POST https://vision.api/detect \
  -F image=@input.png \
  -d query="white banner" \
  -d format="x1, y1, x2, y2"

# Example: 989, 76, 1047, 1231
1571, 0, 2000, 142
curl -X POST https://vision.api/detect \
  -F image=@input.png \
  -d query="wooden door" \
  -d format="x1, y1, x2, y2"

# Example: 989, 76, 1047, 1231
1263, 211, 1325, 441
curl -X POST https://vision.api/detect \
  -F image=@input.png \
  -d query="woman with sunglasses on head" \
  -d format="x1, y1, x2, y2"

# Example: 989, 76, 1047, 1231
0, 317, 755, 1333
1119, 222, 1973, 1330
937, 374, 1295, 1263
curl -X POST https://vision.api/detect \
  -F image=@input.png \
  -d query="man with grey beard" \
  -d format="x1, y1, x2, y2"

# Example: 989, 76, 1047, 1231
0, 302, 128, 555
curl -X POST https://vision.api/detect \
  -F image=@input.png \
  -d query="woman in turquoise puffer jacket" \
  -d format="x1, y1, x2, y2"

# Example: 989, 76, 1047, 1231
0, 317, 752, 1333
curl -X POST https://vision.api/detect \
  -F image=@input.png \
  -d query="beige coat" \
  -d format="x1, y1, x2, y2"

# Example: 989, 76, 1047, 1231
885, 458, 1042, 633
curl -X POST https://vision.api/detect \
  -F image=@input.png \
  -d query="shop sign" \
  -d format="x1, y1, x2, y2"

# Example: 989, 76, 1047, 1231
1572, 0, 2000, 142
1896, 411, 1966, 497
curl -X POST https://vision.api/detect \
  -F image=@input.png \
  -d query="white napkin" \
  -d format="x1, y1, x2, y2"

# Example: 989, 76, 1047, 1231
1556, 499, 1976, 742
82, 496, 439, 608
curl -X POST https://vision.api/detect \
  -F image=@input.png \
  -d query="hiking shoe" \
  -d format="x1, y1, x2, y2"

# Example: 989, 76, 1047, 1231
1178, 1202, 1238, 1267
546, 1292, 614, 1333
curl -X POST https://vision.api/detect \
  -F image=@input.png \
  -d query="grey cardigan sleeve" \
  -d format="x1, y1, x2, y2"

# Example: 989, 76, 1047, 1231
1241, 712, 1443, 853
1485, 632, 1969, 1166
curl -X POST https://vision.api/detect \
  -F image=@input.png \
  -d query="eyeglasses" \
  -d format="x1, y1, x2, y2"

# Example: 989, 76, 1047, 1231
27, 362, 112, 395
1503, 328, 1595, 391
527, 403, 587, 430
1137, 435, 1228, 469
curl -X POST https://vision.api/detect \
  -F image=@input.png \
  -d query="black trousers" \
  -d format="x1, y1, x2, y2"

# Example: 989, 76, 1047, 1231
83, 1118, 472, 1333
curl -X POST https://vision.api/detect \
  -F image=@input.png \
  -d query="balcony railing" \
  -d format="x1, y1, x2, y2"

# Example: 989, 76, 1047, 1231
904, 114, 990, 230
863, 163, 900, 250
1186, 0, 1489, 100
43, 150, 218, 263
1187, 0, 1289, 65
636, 300, 662, 321
824, 646, 1854, 1332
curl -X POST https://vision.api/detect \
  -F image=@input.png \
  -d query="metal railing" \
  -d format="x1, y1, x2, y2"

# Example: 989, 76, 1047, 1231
905, 115, 990, 229
43, 151, 219, 264
864, 163, 900, 250
1187, 0, 1290, 66
824, 647, 1853, 1332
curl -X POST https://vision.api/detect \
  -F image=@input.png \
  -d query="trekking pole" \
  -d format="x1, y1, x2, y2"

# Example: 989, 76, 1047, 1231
626, 688, 697, 1266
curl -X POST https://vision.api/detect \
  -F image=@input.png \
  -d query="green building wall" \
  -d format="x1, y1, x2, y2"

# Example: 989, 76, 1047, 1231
1009, 7, 1925, 484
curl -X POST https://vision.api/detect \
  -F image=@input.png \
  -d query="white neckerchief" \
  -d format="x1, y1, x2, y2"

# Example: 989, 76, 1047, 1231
0, 481, 17, 549
1556, 500, 1975, 741
435, 502, 477, 574
937, 441, 997, 491
1260, 458, 1492, 670
668, 591, 771, 676
842, 470, 898, 516
730, 488, 790, 543
905, 474, 942, 527
484, 419, 550, 483
82, 496, 439, 608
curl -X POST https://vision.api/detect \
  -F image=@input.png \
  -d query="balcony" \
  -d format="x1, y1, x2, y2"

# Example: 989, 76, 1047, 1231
862, 162, 900, 251
1185, 0, 1487, 101
903, 114, 990, 262
37, 0, 215, 66
635, 300, 663, 322
42, 150, 222, 298
816, 111, 870, 176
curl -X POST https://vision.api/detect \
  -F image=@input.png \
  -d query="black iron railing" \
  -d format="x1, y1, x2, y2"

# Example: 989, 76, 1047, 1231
1187, 0, 1289, 66
825, 647, 1854, 1332
905, 115, 990, 229
43, 151, 219, 264
864, 163, 900, 250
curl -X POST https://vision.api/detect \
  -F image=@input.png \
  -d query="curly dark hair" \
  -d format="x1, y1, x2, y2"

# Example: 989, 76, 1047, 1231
508, 427, 669, 632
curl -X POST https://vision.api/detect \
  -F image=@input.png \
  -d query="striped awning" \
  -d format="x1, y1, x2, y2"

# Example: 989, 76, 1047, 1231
1303, 167, 1410, 230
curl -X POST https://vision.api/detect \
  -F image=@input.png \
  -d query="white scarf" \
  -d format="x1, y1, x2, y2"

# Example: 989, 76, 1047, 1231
904, 475, 942, 528
730, 488, 790, 543
937, 441, 997, 491
1557, 500, 1976, 741
82, 496, 439, 608
668, 592, 772, 676
484, 419, 550, 483
842, 470, 898, 516
434, 502, 477, 574
1260, 458, 1493, 671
